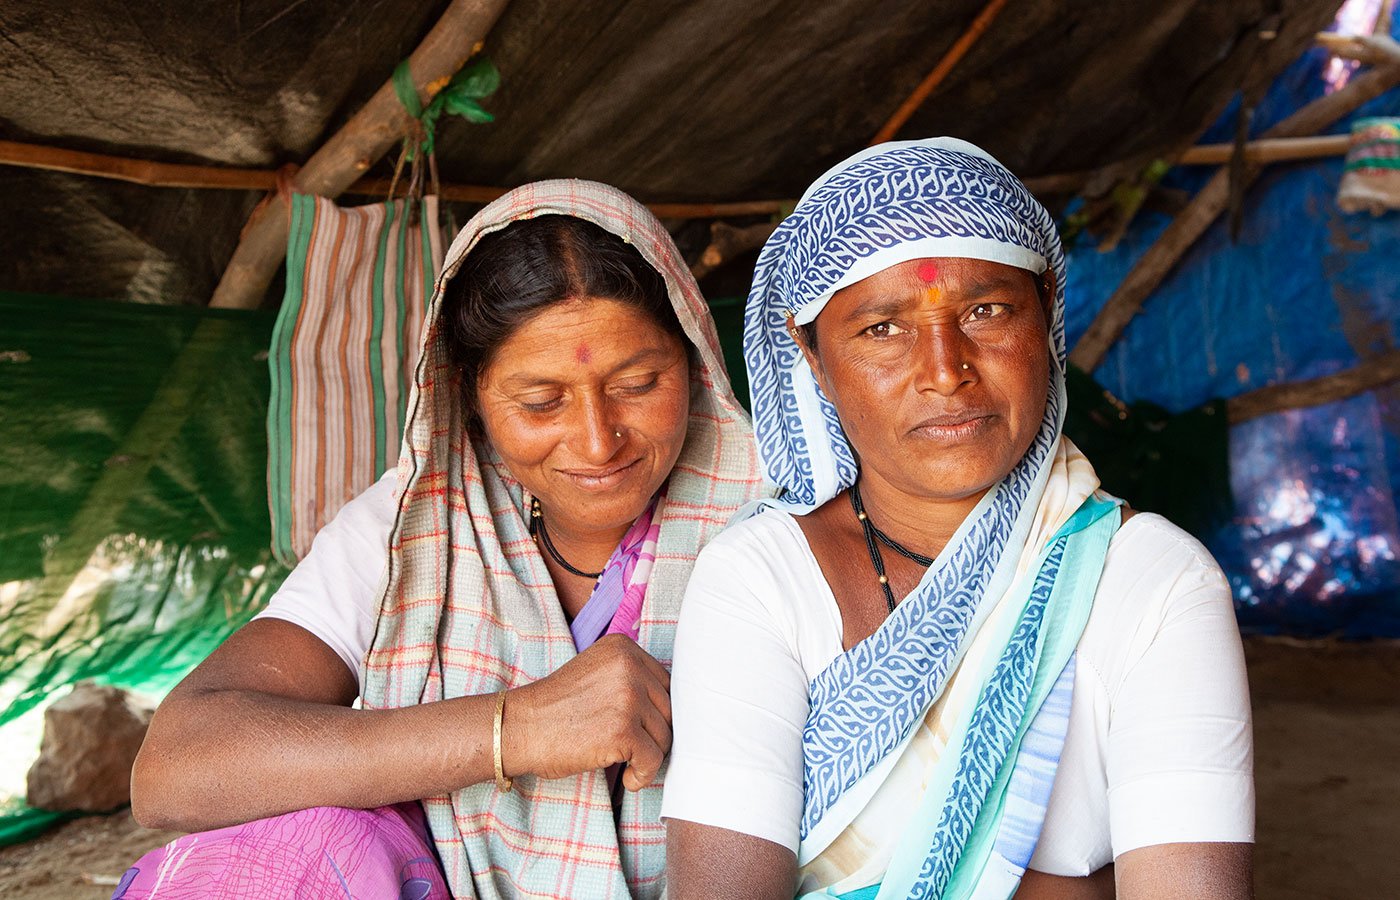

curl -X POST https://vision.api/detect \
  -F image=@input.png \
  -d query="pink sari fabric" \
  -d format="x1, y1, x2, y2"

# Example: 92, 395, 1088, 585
111, 802, 446, 899
113, 499, 664, 900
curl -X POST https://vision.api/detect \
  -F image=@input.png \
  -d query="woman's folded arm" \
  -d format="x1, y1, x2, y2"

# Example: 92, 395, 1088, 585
132, 620, 675, 832
130, 618, 499, 831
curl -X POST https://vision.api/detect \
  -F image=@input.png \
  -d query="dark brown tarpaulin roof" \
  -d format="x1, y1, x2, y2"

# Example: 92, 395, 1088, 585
0, 0, 1342, 305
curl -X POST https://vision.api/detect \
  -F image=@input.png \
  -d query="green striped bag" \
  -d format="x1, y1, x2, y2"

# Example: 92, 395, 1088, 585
268, 193, 444, 566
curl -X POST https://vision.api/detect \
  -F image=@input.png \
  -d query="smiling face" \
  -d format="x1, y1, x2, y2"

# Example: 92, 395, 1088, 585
475, 296, 692, 536
801, 257, 1052, 506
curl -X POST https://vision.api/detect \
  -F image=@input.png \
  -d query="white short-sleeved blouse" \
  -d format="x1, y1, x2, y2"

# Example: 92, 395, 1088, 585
254, 471, 398, 690
659, 509, 1255, 876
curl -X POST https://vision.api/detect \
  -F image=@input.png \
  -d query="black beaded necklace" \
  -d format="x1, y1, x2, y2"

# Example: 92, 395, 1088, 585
849, 484, 935, 613
529, 498, 604, 580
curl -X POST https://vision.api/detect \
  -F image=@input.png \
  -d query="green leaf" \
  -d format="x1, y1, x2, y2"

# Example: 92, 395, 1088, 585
443, 95, 495, 124
450, 58, 501, 98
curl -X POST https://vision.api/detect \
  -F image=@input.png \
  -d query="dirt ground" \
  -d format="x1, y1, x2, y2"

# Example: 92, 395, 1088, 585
1246, 638, 1400, 900
0, 637, 1396, 899
0, 811, 179, 899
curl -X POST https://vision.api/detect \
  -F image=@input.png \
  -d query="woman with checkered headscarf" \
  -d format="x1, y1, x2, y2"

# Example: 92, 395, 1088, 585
124, 182, 765, 899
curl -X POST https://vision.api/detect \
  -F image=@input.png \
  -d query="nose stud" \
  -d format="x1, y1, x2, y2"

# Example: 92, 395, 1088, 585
961, 363, 970, 370
615, 430, 623, 438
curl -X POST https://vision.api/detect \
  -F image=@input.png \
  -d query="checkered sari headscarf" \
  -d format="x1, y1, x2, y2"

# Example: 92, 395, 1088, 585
361, 180, 764, 899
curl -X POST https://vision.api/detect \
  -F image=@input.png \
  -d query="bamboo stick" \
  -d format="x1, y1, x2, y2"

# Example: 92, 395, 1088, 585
1228, 350, 1400, 423
208, 0, 512, 309
869, 0, 1010, 146
1067, 58, 1400, 373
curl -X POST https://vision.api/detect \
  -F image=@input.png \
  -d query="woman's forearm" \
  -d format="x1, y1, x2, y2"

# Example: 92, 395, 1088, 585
130, 621, 673, 832
132, 688, 498, 832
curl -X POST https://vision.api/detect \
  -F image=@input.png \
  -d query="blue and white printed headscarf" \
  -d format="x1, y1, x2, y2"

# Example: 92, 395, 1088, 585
740, 139, 1119, 899
744, 137, 1067, 511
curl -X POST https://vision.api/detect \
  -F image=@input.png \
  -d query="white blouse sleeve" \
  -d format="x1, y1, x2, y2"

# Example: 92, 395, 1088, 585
254, 471, 398, 692
660, 522, 813, 855
1102, 520, 1255, 856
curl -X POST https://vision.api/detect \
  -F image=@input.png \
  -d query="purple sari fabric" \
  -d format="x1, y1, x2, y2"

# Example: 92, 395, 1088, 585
568, 497, 662, 650
113, 499, 663, 899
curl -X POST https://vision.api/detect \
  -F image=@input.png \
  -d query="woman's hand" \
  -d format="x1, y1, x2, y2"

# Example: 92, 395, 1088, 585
503, 634, 672, 791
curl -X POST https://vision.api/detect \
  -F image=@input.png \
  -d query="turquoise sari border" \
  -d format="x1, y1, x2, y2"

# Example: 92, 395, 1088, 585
821, 496, 1119, 900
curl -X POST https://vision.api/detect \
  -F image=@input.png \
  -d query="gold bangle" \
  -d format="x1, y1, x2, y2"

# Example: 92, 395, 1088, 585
493, 689, 513, 793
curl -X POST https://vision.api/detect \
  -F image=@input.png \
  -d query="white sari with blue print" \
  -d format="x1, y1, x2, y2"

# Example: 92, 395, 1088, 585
738, 139, 1121, 900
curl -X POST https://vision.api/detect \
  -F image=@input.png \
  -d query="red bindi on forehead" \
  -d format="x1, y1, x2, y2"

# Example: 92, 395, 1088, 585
915, 261, 940, 283
575, 343, 592, 365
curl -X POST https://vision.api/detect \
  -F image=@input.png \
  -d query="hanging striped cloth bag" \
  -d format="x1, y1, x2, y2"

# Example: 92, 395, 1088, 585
1337, 117, 1400, 216
267, 191, 445, 565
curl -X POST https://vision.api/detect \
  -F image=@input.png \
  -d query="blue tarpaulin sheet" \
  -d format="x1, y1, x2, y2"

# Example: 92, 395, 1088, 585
1064, 18, 1400, 636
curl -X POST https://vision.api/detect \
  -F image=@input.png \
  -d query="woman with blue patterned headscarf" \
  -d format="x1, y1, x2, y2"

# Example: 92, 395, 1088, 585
661, 139, 1254, 900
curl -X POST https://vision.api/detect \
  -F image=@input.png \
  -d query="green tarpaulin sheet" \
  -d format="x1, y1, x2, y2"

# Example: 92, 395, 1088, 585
0, 293, 288, 843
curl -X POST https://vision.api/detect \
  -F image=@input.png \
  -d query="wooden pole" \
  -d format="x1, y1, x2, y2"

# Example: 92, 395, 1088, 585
690, 221, 779, 280
207, 0, 511, 309
0, 140, 278, 190
868, 0, 1010, 146
385, 182, 796, 218
1228, 350, 1400, 423
0, 134, 1112, 213
1001, 135, 1353, 198
0, 139, 800, 220
0, 128, 1362, 239
1317, 30, 1400, 67
1178, 134, 1351, 166
1018, 171, 1095, 195
1067, 59, 1400, 373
